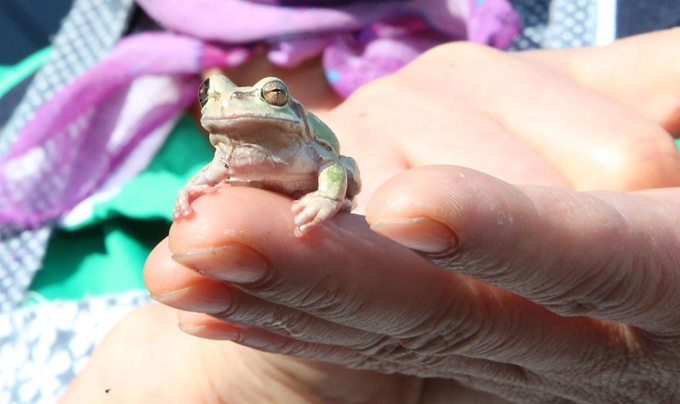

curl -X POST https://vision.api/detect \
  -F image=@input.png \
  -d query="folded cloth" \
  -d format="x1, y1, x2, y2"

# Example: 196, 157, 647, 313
138, 0, 520, 95
0, 0, 519, 228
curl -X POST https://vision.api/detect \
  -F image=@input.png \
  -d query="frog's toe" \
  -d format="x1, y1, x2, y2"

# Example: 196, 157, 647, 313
292, 194, 342, 236
172, 207, 193, 220
172, 200, 195, 220
173, 192, 194, 220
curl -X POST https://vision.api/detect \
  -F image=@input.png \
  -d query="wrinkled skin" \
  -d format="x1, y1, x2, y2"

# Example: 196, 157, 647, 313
174, 75, 361, 236
62, 30, 680, 404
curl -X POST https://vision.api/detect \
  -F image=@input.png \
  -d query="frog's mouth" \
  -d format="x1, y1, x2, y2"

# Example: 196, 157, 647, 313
201, 115, 304, 139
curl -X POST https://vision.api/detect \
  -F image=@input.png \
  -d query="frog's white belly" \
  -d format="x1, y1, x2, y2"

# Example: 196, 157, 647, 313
226, 174, 319, 198
223, 144, 320, 197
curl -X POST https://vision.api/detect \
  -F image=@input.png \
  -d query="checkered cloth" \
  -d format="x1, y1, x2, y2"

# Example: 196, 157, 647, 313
510, 0, 597, 50
0, 1, 143, 403
0, 0, 135, 313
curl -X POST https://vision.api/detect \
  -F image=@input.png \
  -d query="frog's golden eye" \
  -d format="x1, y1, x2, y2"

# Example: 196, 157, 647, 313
198, 78, 211, 107
261, 80, 289, 107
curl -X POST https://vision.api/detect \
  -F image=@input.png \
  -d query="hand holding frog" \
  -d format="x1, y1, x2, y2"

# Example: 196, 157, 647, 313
64, 30, 680, 403
150, 30, 680, 403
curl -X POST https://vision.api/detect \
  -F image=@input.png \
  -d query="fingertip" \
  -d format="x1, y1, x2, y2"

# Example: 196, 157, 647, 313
178, 312, 241, 341
365, 165, 538, 260
366, 166, 460, 223
143, 237, 206, 297
366, 165, 525, 227
168, 186, 296, 253
369, 217, 457, 254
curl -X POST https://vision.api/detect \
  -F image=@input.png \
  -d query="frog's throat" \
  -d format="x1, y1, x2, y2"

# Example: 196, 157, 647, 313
202, 115, 303, 136
201, 115, 299, 127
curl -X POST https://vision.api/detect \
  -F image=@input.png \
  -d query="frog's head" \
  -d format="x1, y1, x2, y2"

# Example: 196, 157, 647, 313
198, 75, 312, 143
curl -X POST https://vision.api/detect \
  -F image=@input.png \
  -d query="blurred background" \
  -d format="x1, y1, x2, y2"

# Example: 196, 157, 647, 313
0, 0, 72, 65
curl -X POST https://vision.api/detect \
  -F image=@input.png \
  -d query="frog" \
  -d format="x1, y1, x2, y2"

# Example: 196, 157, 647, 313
173, 75, 361, 237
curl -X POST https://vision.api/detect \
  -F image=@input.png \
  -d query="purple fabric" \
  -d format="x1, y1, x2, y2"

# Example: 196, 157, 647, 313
0, 34, 246, 226
137, 0, 519, 96
0, 0, 519, 226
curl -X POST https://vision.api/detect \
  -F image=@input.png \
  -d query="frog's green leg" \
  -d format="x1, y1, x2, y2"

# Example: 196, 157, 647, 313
316, 160, 348, 202
340, 155, 361, 206
291, 161, 347, 236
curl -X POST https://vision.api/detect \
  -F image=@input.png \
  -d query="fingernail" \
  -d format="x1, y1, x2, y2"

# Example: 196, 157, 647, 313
370, 217, 457, 254
151, 285, 231, 314
172, 244, 269, 284
179, 323, 241, 341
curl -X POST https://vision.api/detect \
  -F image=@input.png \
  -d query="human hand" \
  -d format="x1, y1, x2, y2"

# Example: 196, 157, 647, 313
146, 168, 680, 403
139, 30, 680, 403
66, 30, 678, 403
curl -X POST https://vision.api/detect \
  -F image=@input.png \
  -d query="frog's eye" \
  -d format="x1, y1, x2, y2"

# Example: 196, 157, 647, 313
261, 80, 289, 107
198, 78, 211, 107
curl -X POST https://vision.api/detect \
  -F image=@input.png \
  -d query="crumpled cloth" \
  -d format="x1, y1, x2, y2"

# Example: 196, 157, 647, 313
0, 0, 519, 227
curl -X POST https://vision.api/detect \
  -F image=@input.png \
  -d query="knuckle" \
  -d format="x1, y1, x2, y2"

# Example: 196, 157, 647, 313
579, 123, 680, 191
244, 272, 365, 323
351, 336, 407, 360
419, 41, 498, 65
533, 193, 672, 321
618, 127, 680, 189
346, 289, 494, 362
393, 290, 495, 357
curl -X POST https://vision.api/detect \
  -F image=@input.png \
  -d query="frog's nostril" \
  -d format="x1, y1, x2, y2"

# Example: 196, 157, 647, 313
231, 91, 245, 100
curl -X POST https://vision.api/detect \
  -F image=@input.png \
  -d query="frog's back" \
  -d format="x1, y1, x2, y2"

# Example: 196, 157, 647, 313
307, 112, 341, 153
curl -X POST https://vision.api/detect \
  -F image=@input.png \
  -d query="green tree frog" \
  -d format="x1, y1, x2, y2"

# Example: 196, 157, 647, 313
174, 75, 361, 237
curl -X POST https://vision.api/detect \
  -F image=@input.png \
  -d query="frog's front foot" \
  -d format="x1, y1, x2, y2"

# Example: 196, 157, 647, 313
173, 185, 218, 221
291, 192, 343, 237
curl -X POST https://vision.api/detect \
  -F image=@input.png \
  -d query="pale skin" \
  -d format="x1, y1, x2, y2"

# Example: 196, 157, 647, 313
61, 29, 680, 403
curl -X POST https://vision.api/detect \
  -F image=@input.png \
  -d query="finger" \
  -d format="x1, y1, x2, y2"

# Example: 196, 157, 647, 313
146, 240, 389, 348
176, 311, 553, 403
395, 42, 680, 191
145, 243, 554, 401
366, 165, 680, 333
147, 233, 569, 397
159, 186, 634, 374
145, 239, 541, 400
519, 29, 680, 136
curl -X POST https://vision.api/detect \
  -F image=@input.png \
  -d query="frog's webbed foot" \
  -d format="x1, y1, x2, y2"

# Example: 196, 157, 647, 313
173, 184, 220, 220
291, 192, 343, 237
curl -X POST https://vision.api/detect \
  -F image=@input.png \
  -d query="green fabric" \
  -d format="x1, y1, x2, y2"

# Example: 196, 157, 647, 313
0, 47, 51, 99
62, 114, 213, 230
29, 114, 213, 302
31, 219, 169, 301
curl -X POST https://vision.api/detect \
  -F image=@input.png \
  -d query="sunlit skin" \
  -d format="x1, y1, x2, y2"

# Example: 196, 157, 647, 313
61, 29, 680, 404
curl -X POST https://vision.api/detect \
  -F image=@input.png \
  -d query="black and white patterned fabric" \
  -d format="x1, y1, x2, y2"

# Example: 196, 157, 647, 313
0, 1, 137, 402
0, 291, 150, 403
509, 0, 598, 50
0, 0, 135, 313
